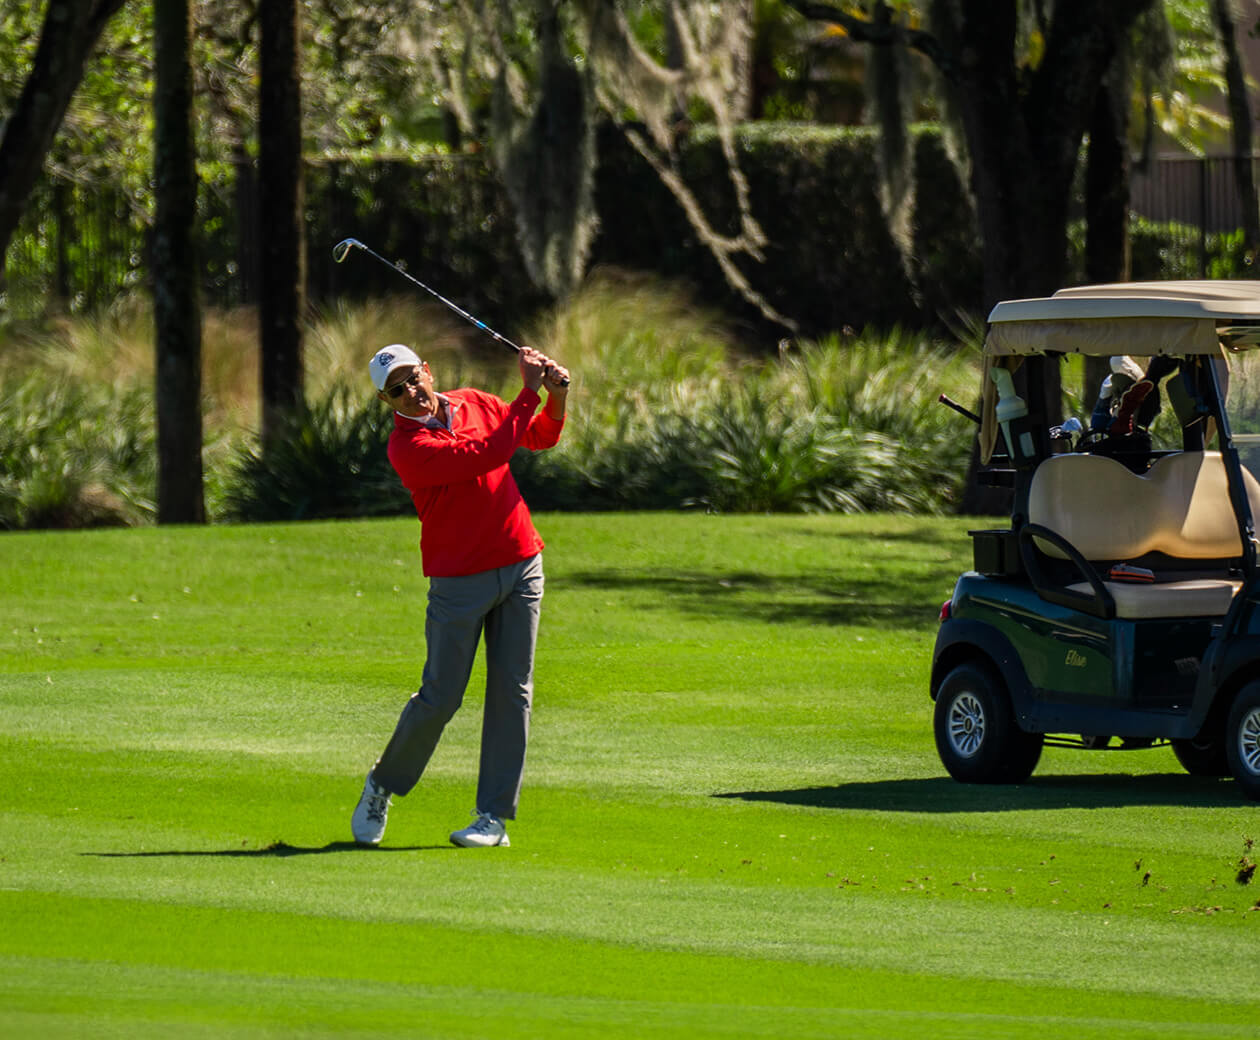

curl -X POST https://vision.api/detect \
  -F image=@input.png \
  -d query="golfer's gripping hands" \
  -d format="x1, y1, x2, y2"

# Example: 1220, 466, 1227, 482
518, 347, 569, 403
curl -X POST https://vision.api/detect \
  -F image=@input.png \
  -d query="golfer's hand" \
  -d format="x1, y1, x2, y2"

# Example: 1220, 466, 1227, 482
519, 347, 547, 392
542, 359, 569, 395
541, 356, 569, 420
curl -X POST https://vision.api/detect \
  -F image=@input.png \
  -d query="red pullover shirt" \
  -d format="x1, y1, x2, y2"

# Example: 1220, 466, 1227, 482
387, 386, 564, 577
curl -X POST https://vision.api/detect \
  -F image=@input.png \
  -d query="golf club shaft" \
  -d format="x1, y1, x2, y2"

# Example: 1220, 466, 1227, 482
938, 394, 981, 426
333, 238, 569, 387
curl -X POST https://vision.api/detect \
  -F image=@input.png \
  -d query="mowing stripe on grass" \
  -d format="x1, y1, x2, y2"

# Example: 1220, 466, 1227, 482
0, 895, 1253, 1040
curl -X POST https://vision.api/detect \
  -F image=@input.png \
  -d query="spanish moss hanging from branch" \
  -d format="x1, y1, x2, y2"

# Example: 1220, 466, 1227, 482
489, 2, 598, 300
410, 1, 792, 327
865, 1, 915, 277
585, 0, 796, 330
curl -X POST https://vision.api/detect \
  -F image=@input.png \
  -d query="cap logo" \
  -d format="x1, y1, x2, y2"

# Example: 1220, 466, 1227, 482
376, 351, 395, 369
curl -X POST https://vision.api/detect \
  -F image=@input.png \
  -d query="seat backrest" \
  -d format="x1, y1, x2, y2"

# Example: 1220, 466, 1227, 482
1027, 451, 1260, 561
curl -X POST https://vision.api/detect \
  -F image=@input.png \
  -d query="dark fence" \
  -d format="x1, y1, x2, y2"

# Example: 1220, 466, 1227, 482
2, 180, 148, 319
1131, 154, 1254, 233
1129, 154, 1260, 277
1, 155, 544, 329
304, 156, 548, 331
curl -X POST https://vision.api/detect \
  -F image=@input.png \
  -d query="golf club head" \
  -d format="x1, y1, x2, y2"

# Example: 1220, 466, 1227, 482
332, 238, 364, 263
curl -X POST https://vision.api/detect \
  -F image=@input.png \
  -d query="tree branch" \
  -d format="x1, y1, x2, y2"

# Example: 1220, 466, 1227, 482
0, 0, 128, 275
782, 0, 956, 81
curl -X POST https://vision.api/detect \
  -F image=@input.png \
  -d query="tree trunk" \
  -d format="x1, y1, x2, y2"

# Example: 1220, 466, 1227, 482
232, 142, 256, 305
1084, 56, 1131, 287
153, 0, 205, 524
53, 179, 73, 302
758, 1, 1159, 511
258, 0, 306, 452
0, 0, 125, 277
951, 6, 1066, 491
1083, 48, 1133, 411
945, 0, 1155, 511
1213, 0, 1260, 255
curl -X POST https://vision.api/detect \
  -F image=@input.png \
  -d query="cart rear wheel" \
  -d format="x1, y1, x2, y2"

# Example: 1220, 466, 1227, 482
934, 661, 1042, 784
1170, 734, 1230, 777
1226, 682, 1260, 801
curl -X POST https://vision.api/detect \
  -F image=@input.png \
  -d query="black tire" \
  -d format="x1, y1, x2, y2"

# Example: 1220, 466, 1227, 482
1171, 734, 1230, 777
934, 661, 1043, 784
1226, 681, 1260, 801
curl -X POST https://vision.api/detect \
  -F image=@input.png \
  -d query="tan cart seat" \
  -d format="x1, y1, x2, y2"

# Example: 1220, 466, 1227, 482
1028, 451, 1260, 619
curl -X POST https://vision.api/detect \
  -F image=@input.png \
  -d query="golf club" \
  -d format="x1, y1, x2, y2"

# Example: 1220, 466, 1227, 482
938, 393, 980, 425
332, 237, 568, 387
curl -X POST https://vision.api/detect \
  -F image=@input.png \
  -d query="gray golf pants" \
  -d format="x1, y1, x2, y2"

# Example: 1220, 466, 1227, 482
372, 553, 543, 820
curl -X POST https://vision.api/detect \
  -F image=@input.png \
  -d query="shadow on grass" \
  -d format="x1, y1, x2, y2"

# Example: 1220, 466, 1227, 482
82, 841, 454, 858
717, 773, 1247, 812
562, 568, 949, 627
783, 524, 971, 547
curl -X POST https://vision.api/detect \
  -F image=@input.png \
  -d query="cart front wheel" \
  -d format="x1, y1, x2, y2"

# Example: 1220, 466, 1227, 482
934, 661, 1042, 784
1226, 682, 1260, 801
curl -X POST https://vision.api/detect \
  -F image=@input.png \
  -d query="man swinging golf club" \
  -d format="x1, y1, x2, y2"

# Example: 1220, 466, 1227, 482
351, 340, 569, 848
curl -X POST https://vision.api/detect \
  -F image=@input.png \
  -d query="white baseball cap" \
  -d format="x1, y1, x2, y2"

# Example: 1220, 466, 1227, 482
368, 344, 422, 391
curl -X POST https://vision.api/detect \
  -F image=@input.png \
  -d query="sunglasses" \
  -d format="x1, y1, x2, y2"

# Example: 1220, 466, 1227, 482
384, 370, 422, 399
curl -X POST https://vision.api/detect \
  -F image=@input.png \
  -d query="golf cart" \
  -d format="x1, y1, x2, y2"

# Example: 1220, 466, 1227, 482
931, 280, 1260, 799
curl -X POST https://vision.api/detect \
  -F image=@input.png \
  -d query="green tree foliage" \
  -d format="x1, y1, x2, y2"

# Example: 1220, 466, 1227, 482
4, 0, 1255, 334
0, 3, 146, 204
1, 1, 431, 238
0, 8, 46, 102
1141, 0, 1230, 156
0, 0, 130, 274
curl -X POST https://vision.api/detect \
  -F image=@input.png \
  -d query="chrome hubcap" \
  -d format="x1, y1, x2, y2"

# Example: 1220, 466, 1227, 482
948, 691, 985, 758
1240, 706, 1260, 777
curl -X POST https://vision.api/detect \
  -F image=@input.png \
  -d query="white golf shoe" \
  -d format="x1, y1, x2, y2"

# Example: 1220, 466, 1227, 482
449, 810, 510, 848
351, 771, 392, 845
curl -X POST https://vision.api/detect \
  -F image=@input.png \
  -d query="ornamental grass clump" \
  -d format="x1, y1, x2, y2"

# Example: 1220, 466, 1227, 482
514, 301, 978, 514
0, 375, 155, 529
766, 331, 978, 512
222, 386, 411, 522
0, 279, 981, 525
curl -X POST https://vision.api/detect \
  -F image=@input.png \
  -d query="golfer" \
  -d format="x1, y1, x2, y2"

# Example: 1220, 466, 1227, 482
351, 341, 569, 848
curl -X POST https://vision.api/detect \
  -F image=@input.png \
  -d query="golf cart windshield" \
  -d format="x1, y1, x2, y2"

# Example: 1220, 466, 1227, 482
980, 281, 1260, 467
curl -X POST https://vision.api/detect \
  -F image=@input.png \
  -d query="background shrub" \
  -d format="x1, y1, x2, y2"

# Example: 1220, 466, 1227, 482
222, 387, 411, 522
590, 123, 980, 337
11, 123, 1247, 342
0, 278, 981, 528
1066, 216, 1260, 282
0, 375, 155, 529
508, 276, 978, 515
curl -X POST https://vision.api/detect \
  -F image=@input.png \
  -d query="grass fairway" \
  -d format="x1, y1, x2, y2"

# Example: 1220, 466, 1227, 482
1, 512, 1257, 1038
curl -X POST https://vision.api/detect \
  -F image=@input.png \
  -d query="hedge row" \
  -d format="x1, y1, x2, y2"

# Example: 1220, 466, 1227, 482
6, 122, 1248, 334
301, 124, 981, 337
0, 124, 984, 332
591, 123, 983, 336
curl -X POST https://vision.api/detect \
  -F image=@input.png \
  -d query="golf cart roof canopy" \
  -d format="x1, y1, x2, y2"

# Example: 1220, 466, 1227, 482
985, 280, 1260, 357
